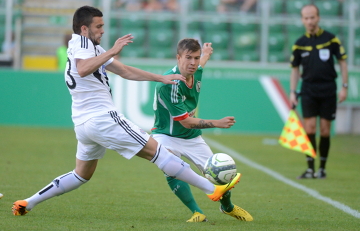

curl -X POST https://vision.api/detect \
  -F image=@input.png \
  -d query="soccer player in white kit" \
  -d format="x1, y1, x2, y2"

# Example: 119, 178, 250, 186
12, 6, 241, 217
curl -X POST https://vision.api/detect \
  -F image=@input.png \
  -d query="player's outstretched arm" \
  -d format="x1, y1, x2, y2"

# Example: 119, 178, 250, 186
77, 34, 134, 77
200, 43, 213, 68
106, 61, 185, 84
179, 116, 235, 129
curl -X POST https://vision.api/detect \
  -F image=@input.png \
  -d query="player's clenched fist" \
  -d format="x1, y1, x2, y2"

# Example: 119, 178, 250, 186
218, 116, 236, 128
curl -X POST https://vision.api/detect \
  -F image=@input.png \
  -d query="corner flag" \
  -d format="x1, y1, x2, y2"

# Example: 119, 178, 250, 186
278, 110, 316, 158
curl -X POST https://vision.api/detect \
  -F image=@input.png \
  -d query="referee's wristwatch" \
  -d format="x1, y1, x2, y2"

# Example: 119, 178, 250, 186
342, 83, 348, 89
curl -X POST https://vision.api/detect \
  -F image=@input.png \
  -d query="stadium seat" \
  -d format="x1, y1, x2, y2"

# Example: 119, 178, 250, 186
287, 33, 301, 52
268, 51, 286, 63
120, 47, 146, 58
175, 21, 200, 31
147, 47, 174, 59
148, 18, 174, 30
268, 32, 285, 51
233, 50, 259, 62
269, 24, 283, 33
321, 22, 340, 35
202, 16, 228, 31
355, 29, 360, 51
148, 29, 175, 47
120, 16, 146, 29
189, 0, 200, 11
286, 0, 311, 14
203, 30, 229, 49
285, 21, 304, 34
231, 22, 258, 33
202, 0, 220, 12
110, 28, 146, 47
210, 49, 230, 61
317, 0, 340, 16
354, 54, 360, 66
270, 0, 283, 14
232, 32, 258, 50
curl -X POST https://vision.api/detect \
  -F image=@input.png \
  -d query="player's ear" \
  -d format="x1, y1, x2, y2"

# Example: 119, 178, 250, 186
80, 25, 88, 36
176, 54, 180, 61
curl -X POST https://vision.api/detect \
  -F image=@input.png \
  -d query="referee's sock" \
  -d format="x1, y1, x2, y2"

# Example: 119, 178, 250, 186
307, 134, 317, 171
319, 136, 330, 169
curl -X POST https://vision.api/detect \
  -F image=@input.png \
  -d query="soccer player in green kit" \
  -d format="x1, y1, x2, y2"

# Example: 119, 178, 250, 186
152, 38, 253, 222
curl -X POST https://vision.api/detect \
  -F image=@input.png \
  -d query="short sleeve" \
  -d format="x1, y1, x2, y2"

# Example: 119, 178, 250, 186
158, 84, 188, 121
331, 36, 347, 60
290, 44, 302, 67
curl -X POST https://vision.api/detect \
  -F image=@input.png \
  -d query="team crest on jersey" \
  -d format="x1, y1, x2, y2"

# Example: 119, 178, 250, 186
196, 81, 201, 92
319, 49, 330, 61
182, 95, 187, 102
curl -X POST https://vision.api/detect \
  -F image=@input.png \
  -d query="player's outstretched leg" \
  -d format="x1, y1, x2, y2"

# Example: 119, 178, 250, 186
166, 176, 207, 222
207, 173, 241, 201
12, 170, 88, 216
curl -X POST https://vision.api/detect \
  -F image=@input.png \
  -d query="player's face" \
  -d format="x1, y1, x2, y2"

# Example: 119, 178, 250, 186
87, 16, 104, 45
177, 49, 201, 77
301, 6, 320, 34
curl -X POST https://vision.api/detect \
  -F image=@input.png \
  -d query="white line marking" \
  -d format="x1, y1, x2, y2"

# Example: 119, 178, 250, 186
205, 136, 360, 219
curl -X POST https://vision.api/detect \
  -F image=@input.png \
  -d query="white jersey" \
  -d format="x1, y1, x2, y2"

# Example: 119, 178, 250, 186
65, 34, 115, 125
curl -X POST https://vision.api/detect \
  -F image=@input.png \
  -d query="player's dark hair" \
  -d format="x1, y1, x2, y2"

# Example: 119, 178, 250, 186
73, 6, 103, 34
301, 4, 320, 16
177, 38, 201, 55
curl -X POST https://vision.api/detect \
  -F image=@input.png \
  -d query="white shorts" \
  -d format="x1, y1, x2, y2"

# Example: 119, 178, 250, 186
75, 111, 150, 161
151, 134, 213, 174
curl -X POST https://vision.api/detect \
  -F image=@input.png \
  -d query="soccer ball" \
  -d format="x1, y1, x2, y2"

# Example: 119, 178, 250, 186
204, 153, 237, 185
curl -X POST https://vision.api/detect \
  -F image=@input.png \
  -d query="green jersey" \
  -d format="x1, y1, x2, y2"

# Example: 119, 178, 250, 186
152, 65, 203, 139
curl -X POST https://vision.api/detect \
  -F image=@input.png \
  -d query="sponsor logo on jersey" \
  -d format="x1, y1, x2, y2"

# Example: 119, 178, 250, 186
319, 49, 330, 61
139, 128, 146, 134
196, 81, 201, 92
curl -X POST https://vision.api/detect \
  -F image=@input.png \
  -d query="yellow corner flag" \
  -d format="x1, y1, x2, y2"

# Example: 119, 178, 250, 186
279, 110, 316, 158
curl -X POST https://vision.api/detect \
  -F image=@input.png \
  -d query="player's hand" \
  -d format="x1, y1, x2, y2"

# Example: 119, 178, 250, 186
202, 43, 213, 57
160, 74, 186, 85
338, 87, 347, 103
218, 116, 236, 128
110, 34, 134, 55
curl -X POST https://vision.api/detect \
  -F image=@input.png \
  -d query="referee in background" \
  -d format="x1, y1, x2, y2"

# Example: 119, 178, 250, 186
289, 4, 348, 179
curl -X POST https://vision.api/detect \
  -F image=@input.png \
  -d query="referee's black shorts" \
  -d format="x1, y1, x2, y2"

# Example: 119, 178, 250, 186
301, 94, 337, 120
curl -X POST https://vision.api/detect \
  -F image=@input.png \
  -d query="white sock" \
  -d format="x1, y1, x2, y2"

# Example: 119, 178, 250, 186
151, 144, 214, 194
25, 170, 87, 210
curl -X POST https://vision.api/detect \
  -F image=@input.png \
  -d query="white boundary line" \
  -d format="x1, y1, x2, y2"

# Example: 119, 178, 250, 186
205, 137, 360, 219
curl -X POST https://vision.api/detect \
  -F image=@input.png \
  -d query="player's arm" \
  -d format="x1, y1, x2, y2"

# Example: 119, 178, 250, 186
76, 34, 134, 77
338, 58, 348, 103
179, 116, 235, 129
199, 43, 213, 68
106, 60, 185, 85
290, 66, 300, 107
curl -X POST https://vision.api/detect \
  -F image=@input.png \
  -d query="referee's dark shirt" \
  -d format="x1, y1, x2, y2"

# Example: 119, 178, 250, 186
290, 28, 347, 97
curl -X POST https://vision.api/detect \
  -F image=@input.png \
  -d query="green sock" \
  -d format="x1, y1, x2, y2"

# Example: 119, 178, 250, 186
166, 176, 204, 214
220, 191, 234, 212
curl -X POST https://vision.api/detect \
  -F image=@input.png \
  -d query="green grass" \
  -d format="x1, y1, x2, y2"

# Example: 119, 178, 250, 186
1, 126, 359, 230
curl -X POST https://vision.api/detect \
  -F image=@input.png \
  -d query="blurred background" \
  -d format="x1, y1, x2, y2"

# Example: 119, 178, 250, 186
0, 0, 359, 134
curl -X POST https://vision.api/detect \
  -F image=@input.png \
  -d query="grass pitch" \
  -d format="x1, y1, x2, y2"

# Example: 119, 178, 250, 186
0, 126, 359, 230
